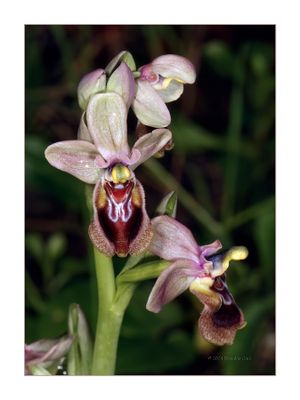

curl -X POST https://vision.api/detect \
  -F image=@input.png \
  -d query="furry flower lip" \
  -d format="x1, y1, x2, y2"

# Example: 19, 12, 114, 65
45, 92, 171, 257
146, 215, 248, 345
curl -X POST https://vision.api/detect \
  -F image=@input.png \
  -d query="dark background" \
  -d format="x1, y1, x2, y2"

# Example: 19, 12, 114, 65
25, 25, 275, 374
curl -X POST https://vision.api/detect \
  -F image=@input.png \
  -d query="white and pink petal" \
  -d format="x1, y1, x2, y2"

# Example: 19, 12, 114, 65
149, 215, 200, 263
146, 259, 199, 313
132, 80, 171, 128
107, 62, 136, 109
130, 128, 172, 169
151, 54, 196, 84
77, 68, 106, 110
86, 92, 130, 163
45, 140, 103, 184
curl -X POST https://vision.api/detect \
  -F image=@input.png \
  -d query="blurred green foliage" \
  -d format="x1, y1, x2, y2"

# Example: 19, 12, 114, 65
25, 25, 275, 375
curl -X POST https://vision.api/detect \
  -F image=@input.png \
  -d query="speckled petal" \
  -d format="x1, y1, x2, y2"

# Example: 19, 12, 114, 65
45, 140, 103, 184
146, 259, 198, 313
86, 92, 130, 162
132, 80, 171, 128
149, 215, 200, 264
128, 181, 153, 256
130, 128, 172, 169
152, 54, 196, 84
107, 62, 136, 108
198, 303, 245, 346
192, 275, 246, 346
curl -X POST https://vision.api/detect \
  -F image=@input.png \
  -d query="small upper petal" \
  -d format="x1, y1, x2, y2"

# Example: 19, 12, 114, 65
149, 215, 200, 264
200, 240, 222, 258
130, 128, 172, 169
146, 259, 198, 313
45, 140, 103, 184
151, 54, 196, 84
132, 80, 171, 128
106, 62, 136, 108
86, 92, 130, 162
77, 69, 106, 110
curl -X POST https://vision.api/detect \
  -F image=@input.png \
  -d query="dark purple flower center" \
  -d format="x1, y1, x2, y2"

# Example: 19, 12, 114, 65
211, 276, 242, 328
97, 180, 143, 256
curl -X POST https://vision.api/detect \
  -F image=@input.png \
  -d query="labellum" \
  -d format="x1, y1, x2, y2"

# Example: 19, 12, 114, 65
89, 164, 152, 257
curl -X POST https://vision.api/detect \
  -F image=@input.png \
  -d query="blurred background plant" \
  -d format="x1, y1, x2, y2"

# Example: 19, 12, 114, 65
25, 25, 275, 375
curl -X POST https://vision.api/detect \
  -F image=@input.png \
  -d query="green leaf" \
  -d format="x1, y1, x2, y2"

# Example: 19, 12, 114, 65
156, 191, 178, 218
29, 365, 52, 376
68, 304, 93, 375
253, 207, 275, 290
25, 233, 44, 262
27, 280, 92, 341
46, 233, 67, 261
171, 114, 255, 157
118, 251, 157, 276
116, 331, 195, 374
203, 40, 235, 77
117, 260, 170, 284
25, 135, 84, 211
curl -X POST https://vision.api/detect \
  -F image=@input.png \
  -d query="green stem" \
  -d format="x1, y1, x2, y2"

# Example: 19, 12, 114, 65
91, 248, 137, 375
91, 248, 117, 375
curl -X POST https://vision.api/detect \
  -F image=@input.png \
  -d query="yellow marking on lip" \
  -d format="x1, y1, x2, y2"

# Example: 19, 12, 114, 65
97, 186, 107, 209
111, 164, 131, 184
161, 76, 185, 89
189, 277, 220, 307
131, 186, 141, 207
190, 277, 215, 296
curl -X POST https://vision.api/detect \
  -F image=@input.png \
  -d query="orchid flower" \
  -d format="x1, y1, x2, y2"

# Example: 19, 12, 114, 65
76, 51, 196, 129
146, 216, 248, 345
45, 92, 172, 257
25, 336, 72, 375
133, 54, 196, 128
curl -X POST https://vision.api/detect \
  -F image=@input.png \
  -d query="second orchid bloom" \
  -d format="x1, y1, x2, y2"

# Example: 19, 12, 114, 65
146, 216, 248, 345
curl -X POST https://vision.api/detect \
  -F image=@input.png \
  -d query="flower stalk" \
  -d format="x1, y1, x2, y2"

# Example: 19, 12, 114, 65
91, 248, 117, 375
